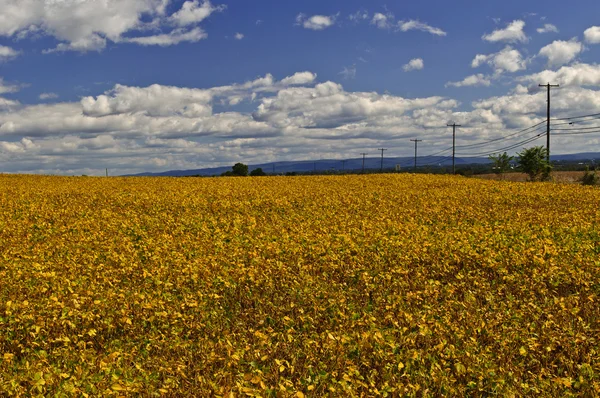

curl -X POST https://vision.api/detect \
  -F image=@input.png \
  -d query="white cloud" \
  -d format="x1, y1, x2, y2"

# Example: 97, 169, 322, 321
371, 12, 392, 29
349, 10, 369, 22
472, 46, 527, 74
538, 39, 583, 67
0, 0, 224, 52
39, 93, 59, 100
0, 96, 20, 109
279, 72, 318, 86
482, 20, 528, 43
80, 73, 320, 118
121, 28, 207, 47
0, 45, 20, 62
0, 78, 20, 95
537, 24, 558, 34
296, 14, 337, 31
5, 69, 600, 175
446, 74, 491, 88
339, 65, 357, 80
234, 33, 244, 40
170, 0, 226, 27
398, 20, 446, 36
518, 63, 600, 87
403, 58, 424, 72
584, 26, 600, 44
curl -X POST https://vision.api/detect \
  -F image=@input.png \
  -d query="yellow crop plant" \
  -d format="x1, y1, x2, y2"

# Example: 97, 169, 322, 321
0, 174, 599, 396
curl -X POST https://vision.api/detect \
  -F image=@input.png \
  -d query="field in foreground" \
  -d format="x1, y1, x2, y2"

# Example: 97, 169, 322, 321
1, 175, 599, 397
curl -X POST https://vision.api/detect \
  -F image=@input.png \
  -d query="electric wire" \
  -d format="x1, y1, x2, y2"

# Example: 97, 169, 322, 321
455, 120, 547, 149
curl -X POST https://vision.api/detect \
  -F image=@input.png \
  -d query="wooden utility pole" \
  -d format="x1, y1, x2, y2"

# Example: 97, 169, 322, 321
410, 139, 422, 171
539, 83, 559, 163
378, 148, 387, 172
447, 123, 461, 174
360, 153, 368, 173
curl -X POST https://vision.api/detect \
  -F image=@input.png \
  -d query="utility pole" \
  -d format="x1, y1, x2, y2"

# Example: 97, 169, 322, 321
447, 123, 461, 174
410, 139, 422, 172
341, 159, 346, 172
360, 153, 368, 173
378, 148, 387, 172
539, 82, 559, 163
105, 168, 108, 177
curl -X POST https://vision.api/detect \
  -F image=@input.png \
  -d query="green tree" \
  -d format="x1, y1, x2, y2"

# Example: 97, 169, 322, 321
231, 163, 249, 177
517, 146, 551, 181
489, 152, 514, 177
249, 168, 267, 176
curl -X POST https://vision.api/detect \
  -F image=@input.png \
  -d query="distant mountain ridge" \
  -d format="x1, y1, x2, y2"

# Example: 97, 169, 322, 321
125, 152, 600, 177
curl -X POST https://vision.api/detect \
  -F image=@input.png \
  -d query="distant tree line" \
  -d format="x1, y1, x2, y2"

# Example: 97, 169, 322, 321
215, 151, 599, 186
221, 163, 267, 177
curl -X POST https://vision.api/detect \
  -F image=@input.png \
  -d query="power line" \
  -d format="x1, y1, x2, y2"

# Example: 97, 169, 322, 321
455, 120, 547, 149
551, 125, 600, 131
423, 146, 453, 158
550, 116, 600, 127
553, 111, 600, 121
457, 132, 545, 157
553, 129, 600, 136
419, 154, 454, 167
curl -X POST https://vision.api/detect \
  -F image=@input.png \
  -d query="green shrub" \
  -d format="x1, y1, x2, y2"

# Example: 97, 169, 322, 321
581, 167, 599, 186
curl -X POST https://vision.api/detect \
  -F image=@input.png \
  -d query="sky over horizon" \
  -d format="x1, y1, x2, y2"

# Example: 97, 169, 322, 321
1, 0, 600, 175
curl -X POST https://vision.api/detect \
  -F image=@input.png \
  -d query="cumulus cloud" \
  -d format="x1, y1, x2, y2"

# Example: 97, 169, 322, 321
296, 13, 337, 31
584, 26, 600, 44
0, 45, 20, 62
371, 12, 392, 29
121, 28, 208, 46
234, 33, 244, 40
472, 46, 527, 74
280, 72, 317, 86
0, 78, 21, 95
369, 12, 445, 36
446, 74, 491, 88
4, 69, 600, 175
518, 63, 600, 87
170, 0, 226, 27
398, 20, 446, 36
0, 97, 20, 109
482, 20, 528, 43
537, 24, 558, 34
0, 0, 224, 52
39, 93, 59, 100
403, 58, 424, 72
538, 39, 583, 67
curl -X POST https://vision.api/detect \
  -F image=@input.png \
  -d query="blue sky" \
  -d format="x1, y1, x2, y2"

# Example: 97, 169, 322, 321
1, 0, 600, 174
